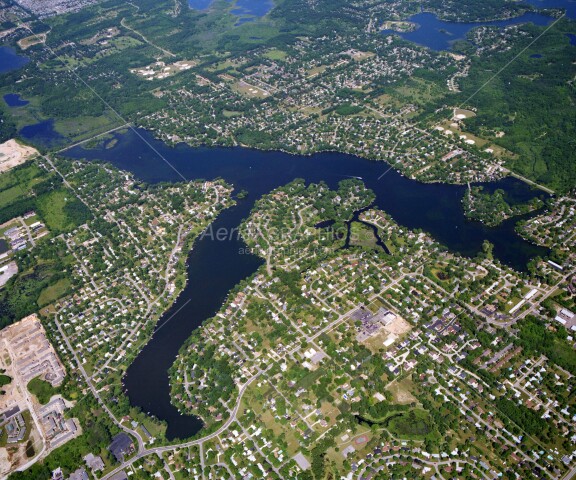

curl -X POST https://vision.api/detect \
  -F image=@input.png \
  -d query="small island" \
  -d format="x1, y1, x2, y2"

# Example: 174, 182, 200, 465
463, 186, 543, 227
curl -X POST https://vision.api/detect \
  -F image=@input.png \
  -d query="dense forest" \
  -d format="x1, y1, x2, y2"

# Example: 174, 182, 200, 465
515, 316, 576, 374
0, 109, 16, 143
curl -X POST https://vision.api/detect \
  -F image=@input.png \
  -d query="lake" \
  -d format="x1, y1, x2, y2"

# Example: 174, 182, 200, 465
3, 93, 29, 107
382, 11, 555, 51
0, 47, 29, 74
65, 128, 548, 440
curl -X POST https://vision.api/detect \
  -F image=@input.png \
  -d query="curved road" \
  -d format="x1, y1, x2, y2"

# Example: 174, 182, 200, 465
102, 366, 270, 479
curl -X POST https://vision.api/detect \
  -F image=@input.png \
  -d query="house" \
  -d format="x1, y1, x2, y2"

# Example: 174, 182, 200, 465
52, 468, 64, 480
108, 433, 134, 462
69, 469, 89, 480
84, 453, 105, 472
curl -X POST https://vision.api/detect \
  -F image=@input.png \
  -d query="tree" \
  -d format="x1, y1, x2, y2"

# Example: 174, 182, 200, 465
482, 240, 494, 260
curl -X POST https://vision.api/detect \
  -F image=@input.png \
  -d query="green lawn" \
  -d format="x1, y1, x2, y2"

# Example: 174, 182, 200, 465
263, 49, 287, 61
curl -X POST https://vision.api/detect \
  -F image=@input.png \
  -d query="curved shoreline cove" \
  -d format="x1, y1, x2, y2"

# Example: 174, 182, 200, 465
0, 46, 29, 74
19, 119, 65, 148
382, 11, 554, 50
3, 93, 29, 107
64, 128, 548, 440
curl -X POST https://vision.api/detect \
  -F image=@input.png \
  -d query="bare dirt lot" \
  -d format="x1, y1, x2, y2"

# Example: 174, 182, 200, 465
383, 316, 411, 336
0, 262, 18, 288
17, 33, 47, 50
0, 140, 38, 173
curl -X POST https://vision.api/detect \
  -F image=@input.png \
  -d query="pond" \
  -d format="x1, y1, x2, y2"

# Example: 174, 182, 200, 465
3, 93, 29, 107
19, 119, 65, 148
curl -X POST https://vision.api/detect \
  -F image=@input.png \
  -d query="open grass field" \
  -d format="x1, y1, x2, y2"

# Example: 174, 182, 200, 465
36, 189, 75, 232
233, 81, 269, 98
306, 65, 328, 78
349, 221, 378, 250
37, 278, 72, 307
386, 375, 418, 405
17, 33, 47, 50
262, 49, 287, 61
0, 185, 25, 209
222, 110, 242, 118
54, 113, 123, 144
0, 163, 42, 193
393, 77, 445, 107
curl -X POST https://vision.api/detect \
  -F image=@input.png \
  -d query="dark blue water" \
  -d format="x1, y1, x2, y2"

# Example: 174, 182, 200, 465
0, 239, 9, 255
567, 33, 576, 45
64, 129, 549, 440
383, 11, 554, 50
0, 47, 29, 74
66, 128, 547, 271
530, 53, 543, 57
3, 93, 29, 107
524, 0, 576, 19
19, 119, 65, 148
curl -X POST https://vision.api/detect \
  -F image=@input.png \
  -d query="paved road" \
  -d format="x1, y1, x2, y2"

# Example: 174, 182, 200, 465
562, 464, 576, 480
56, 124, 129, 153
52, 314, 145, 453
357, 452, 492, 480
102, 366, 270, 479
120, 18, 175, 57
